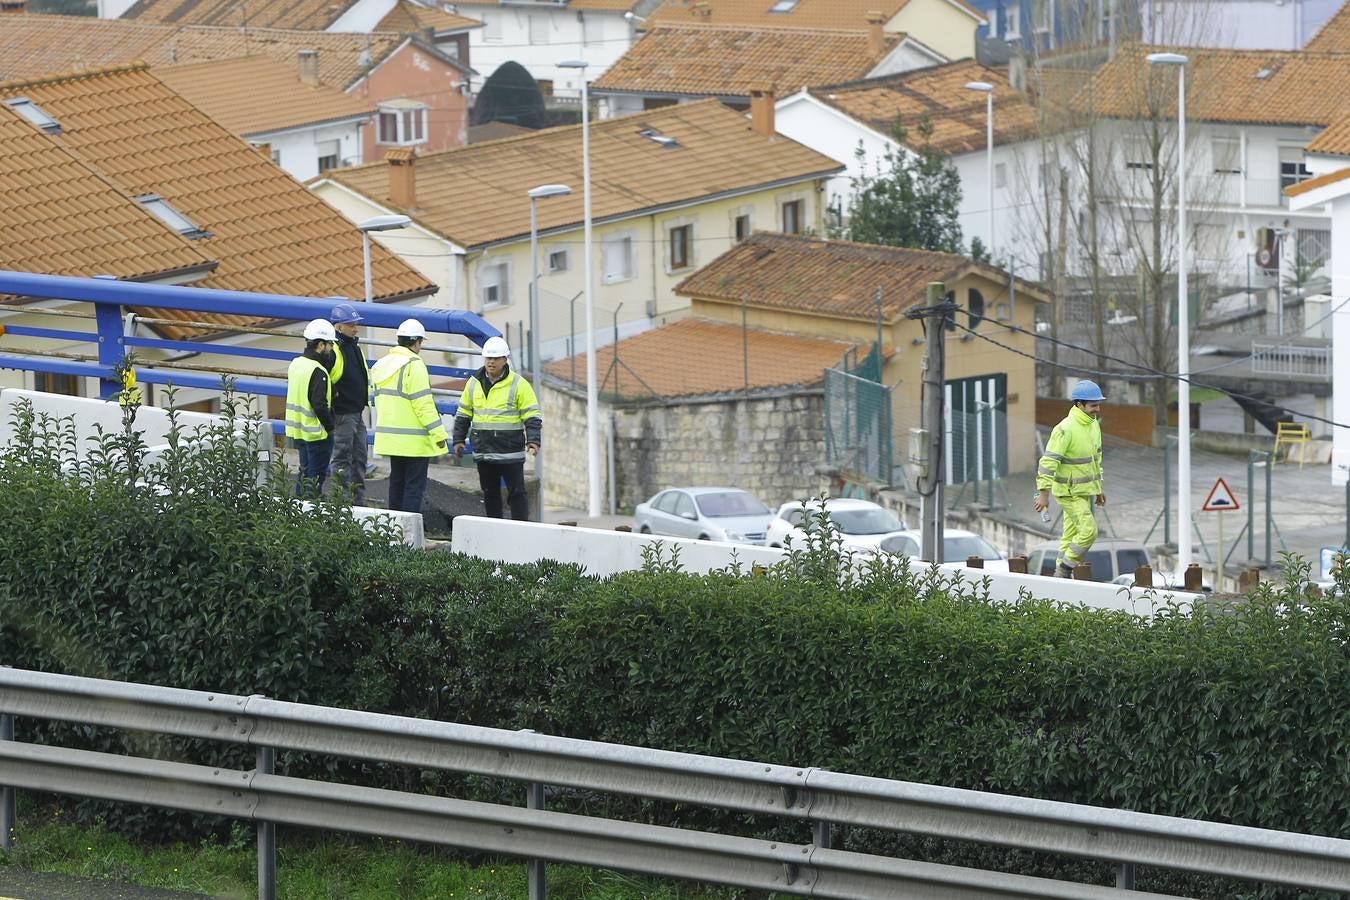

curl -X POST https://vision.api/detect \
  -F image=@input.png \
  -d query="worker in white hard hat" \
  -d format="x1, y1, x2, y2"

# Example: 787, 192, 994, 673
370, 318, 448, 514
285, 318, 338, 496
452, 335, 542, 520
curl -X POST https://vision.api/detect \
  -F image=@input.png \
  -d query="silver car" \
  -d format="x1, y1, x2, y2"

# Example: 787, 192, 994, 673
634, 487, 773, 544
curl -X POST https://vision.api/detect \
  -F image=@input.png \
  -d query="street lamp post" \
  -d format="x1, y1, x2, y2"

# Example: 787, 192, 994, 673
527, 183, 573, 521
1147, 51, 1191, 574
356, 214, 413, 302
965, 81, 995, 257
559, 58, 600, 517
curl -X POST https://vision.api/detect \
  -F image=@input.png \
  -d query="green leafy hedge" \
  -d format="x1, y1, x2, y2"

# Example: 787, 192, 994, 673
1, 394, 1347, 896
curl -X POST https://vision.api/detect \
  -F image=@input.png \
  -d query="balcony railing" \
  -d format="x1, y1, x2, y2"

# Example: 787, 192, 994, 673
1251, 340, 1331, 380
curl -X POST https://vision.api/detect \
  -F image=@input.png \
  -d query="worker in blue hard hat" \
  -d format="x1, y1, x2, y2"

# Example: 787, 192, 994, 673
328, 302, 370, 503
1033, 379, 1106, 578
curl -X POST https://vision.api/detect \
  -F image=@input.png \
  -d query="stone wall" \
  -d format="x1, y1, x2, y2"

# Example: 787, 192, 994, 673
541, 382, 827, 511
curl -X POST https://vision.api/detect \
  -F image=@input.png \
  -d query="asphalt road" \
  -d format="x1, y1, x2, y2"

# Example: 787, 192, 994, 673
0, 870, 211, 899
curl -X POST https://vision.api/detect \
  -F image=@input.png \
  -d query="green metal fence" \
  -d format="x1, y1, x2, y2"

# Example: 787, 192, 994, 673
823, 344, 892, 485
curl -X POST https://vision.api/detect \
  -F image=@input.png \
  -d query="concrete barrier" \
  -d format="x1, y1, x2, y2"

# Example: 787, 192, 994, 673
450, 517, 1201, 614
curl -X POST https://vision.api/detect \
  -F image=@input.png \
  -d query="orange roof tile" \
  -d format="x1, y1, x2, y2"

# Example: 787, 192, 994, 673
676, 232, 1047, 321
0, 102, 214, 284
0, 13, 405, 90
0, 64, 435, 333
322, 99, 842, 248
545, 317, 856, 399
592, 24, 904, 98
648, 0, 983, 28
1085, 44, 1350, 127
810, 60, 1042, 155
1305, 2, 1350, 52
156, 56, 373, 137
1284, 165, 1350, 197
377, 0, 482, 34
1306, 111, 1350, 156
122, 0, 350, 29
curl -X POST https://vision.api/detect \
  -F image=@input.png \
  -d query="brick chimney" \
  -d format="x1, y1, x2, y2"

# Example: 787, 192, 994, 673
866, 11, 886, 58
297, 49, 320, 87
387, 148, 416, 208
749, 85, 775, 138
1, 0, 27, 13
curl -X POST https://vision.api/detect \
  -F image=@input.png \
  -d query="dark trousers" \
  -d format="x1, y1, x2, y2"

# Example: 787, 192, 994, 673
295, 436, 333, 497
476, 459, 529, 520
329, 412, 368, 504
387, 456, 430, 514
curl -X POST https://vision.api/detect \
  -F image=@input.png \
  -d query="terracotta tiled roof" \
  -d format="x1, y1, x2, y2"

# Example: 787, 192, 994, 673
466, 120, 531, 143
809, 60, 1042, 155
156, 56, 373, 138
1084, 44, 1350, 127
378, 0, 482, 34
0, 13, 404, 90
568, 0, 640, 9
647, 0, 983, 27
1305, 112, 1350, 156
1305, 2, 1350, 52
1284, 165, 1350, 197
0, 64, 435, 334
0, 102, 214, 284
676, 232, 1047, 321
545, 317, 856, 399
321, 99, 842, 248
592, 24, 904, 98
122, 0, 352, 29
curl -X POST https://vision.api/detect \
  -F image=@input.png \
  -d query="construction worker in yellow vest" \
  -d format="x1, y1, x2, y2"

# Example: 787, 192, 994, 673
285, 318, 337, 497
371, 318, 448, 514
1034, 379, 1106, 578
452, 335, 542, 520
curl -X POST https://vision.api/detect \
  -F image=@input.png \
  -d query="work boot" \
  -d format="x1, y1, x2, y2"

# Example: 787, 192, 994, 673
1055, 562, 1075, 579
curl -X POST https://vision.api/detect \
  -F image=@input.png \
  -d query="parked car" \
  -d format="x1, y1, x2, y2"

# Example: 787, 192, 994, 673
763, 498, 908, 554
879, 529, 1009, 572
634, 487, 773, 544
1026, 539, 1150, 584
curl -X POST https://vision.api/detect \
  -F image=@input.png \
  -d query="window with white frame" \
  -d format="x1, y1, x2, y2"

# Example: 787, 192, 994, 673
1279, 146, 1311, 192
547, 248, 568, 273
377, 102, 427, 146
316, 139, 340, 173
734, 212, 751, 242
781, 198, 804, 234
994, 162, 1007, 189
668, 223, 693, 271
1212, 137, 1240, 175
1123, 135, 1153, 171
271, 149, 282, 166
482, 10, 502, 41
479, 261, 510, 308
529, 13, 551, 44
602, 233, 635, 283
1034, 0, 1052, 33
1004, 5, 1021, 37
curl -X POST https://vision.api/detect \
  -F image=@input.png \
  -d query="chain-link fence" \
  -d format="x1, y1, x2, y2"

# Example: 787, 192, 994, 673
823, 344, 892, 485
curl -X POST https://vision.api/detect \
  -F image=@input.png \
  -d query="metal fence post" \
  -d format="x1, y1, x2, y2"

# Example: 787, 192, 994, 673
813, 820, 833, 850
1, 713, 14, 852
1248, 452, 1257, 561
1163, 436, 1174, 547
528, 782, 546, 900
256, 745, 276, 900
1116, 862, 1137, 888
1264, 451, 1273, 568
93, 299, 125, 400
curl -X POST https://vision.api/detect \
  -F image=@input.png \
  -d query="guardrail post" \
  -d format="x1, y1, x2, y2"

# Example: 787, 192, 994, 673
813, 820, 833, 850
1116, 861, 1136, 889
528, 782, 546, 900
256, 745, 276, 900
1, 712, 14, 852
93, 299, 125, 400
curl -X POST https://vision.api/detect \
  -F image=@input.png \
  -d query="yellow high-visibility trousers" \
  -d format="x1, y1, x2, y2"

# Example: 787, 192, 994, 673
1057, 494, 1098, 569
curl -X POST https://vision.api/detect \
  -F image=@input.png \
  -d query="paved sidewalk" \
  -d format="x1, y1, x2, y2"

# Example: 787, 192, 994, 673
0, 870, 210, 900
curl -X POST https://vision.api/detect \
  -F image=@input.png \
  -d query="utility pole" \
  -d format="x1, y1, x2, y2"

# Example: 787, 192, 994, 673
907, 282, 955, 562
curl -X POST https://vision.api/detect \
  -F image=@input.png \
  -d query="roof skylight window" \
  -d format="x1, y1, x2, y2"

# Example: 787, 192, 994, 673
769, 0, 800, 11
4, 97, 60, 134
638, 128, 681, 148
135, 193, 210, 240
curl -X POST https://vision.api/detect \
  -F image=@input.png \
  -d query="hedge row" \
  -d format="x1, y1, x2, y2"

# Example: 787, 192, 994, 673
1, 396, 1347, 896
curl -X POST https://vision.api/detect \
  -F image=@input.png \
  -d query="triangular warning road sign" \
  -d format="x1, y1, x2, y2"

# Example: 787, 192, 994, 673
1202, 477, 1240, 512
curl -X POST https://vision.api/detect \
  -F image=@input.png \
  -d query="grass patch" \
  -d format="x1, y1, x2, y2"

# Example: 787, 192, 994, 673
1, 809, 746, 899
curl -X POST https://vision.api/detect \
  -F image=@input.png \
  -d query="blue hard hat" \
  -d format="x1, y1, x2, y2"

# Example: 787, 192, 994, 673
330, 303, 363, 324
1071, 380, 1105, 402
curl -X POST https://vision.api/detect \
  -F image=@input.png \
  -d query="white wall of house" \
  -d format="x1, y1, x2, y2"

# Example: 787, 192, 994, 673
99, 0, 137, 18
457, 2, 638, 98
256, 120, 366, 183
1141, 0, 1340, 49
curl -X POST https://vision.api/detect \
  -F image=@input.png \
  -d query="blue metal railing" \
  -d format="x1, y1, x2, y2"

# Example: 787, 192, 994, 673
0, 271, 498, 432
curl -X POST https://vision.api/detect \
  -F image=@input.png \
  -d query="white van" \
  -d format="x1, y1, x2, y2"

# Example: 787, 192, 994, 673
1025, 539, 1151, 583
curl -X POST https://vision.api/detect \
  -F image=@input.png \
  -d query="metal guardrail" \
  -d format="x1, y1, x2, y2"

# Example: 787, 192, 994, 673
1251, 340, 1332, 380
3, 668, 1350, 897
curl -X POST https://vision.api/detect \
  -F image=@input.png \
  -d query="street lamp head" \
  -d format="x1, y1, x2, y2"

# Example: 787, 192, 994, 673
557, 59, 589, 70
1146, 52, 1189, 66
357, 214, 412, 233
528, 184, 573, 200
623, 10, 646, 22
965, 81, 995, 92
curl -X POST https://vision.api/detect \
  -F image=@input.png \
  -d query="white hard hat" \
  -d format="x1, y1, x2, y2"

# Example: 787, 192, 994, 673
396, 318, 427, 339
482, 336, 510, 358
303, 318, 336, 342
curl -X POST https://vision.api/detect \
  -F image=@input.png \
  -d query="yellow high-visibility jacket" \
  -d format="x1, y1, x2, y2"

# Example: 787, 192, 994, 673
452, 366, 542, 462
1036, 404, 1103, 498
370, 347, 448, 458
284, 355, 331, 442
